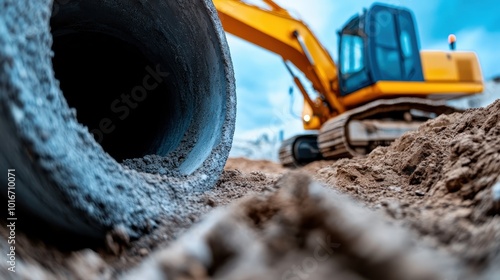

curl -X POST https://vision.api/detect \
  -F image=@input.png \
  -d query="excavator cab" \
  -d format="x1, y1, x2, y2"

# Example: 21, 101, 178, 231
339, 4, 424, 96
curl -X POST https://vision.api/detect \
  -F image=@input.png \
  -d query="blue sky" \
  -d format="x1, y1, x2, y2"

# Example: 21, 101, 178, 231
225, 0, 500, 139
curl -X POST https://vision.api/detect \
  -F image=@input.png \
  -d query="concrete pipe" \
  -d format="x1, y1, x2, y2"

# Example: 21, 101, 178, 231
0, 0, 235, 239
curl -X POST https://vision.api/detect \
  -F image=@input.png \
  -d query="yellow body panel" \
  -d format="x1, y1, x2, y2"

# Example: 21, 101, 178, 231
341, 81, 483, 109
421, 51, 483, 83
342, 51, 484, 109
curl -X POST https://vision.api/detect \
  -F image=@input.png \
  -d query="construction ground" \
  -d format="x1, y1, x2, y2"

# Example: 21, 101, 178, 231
2, 99, 499, 280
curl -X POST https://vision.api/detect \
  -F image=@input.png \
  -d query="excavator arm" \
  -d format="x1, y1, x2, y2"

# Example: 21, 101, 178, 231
214, 0, 345, 127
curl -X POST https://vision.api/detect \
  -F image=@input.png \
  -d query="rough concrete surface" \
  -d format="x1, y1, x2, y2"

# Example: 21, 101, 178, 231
0, 0, 236, 239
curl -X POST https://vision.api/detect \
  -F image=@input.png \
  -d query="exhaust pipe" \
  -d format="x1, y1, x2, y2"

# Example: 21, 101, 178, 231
0, 0, 236, 238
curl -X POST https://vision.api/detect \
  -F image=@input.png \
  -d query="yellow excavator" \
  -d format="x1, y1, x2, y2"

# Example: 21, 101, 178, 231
213, 0, 484, 166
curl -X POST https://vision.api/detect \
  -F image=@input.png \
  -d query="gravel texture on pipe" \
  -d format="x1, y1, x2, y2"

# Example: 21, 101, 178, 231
0, 0, 236, 239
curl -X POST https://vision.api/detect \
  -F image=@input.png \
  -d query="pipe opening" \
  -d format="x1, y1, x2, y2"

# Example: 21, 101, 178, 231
48, 0, 229, 175
52, 31, 178, 161
51, 7, 189, 162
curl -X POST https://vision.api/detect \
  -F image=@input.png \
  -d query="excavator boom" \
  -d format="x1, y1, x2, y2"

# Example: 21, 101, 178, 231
214, 0, 344, 124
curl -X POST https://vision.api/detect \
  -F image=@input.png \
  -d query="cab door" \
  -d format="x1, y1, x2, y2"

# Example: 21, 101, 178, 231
338, 16, 372, 96
367, 4, 424, 82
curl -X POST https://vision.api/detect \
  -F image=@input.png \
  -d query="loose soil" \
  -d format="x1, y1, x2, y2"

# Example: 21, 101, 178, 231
1, 100, 499, 279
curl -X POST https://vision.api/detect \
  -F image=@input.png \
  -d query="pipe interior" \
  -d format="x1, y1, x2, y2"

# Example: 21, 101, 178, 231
52, 31, 177, 161
49, 0, 227, 172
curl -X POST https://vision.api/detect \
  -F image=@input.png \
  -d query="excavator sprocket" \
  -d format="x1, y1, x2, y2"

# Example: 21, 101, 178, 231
279, 134, 323, 167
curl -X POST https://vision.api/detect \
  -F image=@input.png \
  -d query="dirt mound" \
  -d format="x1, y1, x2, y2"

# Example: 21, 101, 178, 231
311, 100, 500, 269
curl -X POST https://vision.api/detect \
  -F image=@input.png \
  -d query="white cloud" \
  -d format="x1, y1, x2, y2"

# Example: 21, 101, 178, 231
241, 0, 334, 32
226, 33, 306, 137
274, 0, 335, 33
